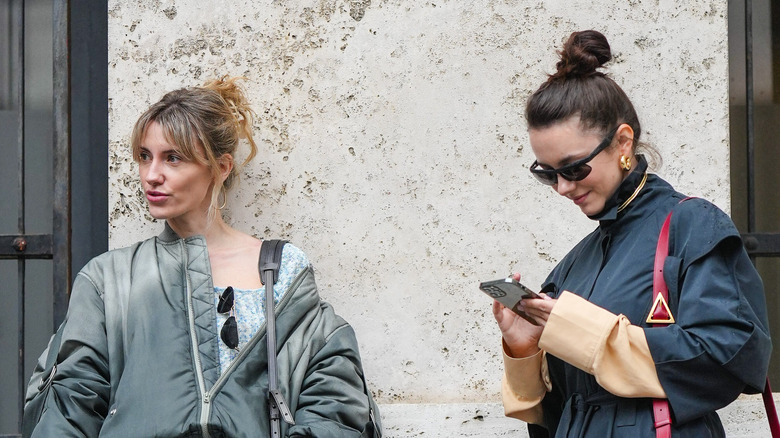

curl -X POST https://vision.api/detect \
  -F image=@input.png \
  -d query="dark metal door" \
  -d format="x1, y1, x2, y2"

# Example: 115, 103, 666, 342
0, 1, 69, 436
730, 0, 780, 384
0, 0, 107, 434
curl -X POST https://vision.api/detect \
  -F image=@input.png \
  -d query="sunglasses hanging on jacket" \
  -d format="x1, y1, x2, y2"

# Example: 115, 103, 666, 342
217, 286, 239, 350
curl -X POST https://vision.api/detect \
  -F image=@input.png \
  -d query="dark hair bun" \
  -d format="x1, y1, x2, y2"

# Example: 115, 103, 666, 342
551, 30, 611, 80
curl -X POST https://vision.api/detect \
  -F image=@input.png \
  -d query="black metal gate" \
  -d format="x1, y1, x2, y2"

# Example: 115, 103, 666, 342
0, 1, 69, 436
0, 0, 106, 435
730, 0, 780, 384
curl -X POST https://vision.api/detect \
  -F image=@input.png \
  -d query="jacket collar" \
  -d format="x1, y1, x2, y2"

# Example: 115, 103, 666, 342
157, 222, 206, 245
588, 154, 649, 223
158, 222, 181, 243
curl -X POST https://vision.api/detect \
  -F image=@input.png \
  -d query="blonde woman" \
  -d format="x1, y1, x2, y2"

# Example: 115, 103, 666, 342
24, 77, 380, 437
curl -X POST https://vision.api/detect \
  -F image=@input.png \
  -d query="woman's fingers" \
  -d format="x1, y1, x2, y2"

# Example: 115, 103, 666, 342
492, 300, 504, 320
519, 296, 556, 324
523, 307, 549, 323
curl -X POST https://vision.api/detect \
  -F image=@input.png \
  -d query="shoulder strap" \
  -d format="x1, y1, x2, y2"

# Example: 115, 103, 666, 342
649, 199, 696, 438
651, 211, 674, 438
259, 239, 295, 437
647, 197, 697, 326
647, 212, 675, 325
763, 378, 780, 437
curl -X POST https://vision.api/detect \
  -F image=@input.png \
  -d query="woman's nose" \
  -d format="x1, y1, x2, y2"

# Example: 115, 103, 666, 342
555, 177, 576, 196
144, 161, 164, 185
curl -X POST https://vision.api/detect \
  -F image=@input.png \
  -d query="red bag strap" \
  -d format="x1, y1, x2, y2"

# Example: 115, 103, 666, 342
652, 210, 675, 438
648, 212, 675, 326
763, 377, 780, 438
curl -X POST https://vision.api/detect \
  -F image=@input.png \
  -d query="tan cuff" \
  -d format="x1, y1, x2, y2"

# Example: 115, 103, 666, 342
595, 322, 667, 398
537, 291, 666, 398
539, 291, 618, 373
501, 342, 549, 424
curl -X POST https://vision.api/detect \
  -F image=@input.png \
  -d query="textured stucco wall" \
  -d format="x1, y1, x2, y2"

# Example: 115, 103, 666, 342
107, 0, 730, 412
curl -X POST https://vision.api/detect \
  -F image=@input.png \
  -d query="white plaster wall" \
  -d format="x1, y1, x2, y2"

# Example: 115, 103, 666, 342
107, 0, 732, 430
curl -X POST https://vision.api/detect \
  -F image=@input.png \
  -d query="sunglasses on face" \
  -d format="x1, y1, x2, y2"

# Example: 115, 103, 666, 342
217, 286, 239, 350
529, 126, 620, 186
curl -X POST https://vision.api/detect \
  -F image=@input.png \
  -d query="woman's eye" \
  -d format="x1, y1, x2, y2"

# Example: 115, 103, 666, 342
168, 155, 182, 163
138, 152, 150, 161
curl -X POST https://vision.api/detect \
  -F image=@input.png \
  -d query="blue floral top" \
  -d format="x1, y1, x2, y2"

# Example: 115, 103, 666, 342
213, 243, 309, 373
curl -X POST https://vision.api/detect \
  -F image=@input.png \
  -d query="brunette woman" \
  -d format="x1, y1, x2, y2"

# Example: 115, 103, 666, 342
494, 30, 771, 437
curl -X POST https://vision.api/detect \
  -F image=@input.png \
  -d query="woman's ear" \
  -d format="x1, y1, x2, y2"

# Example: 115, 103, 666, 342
616, 123, 635, 157
217, 153, 234, 183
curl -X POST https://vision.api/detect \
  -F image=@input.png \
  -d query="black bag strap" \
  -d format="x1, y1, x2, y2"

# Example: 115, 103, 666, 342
259, 239, 295, 437
259, 239, 382, 438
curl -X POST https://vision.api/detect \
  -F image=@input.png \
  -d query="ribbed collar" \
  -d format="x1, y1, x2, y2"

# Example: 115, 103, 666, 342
588, 154, 649, 222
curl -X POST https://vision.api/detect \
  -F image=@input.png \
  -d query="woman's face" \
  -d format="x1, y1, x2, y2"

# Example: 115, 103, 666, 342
138, 121, 215, 225
529, 116, 632, 216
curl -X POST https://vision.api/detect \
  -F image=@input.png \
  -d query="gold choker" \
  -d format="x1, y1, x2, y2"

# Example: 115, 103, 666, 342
617, 172, 648, 213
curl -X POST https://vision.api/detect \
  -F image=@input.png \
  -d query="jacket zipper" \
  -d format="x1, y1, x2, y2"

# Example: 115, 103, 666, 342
180, 240, 211, 438
201, 267, 306, 411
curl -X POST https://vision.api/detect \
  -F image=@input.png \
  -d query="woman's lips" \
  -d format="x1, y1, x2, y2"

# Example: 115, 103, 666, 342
572, 193, 588, 205
146, 191, 168, 203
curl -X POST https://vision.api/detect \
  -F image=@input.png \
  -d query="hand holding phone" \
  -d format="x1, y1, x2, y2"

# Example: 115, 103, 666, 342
479, 277, 541, 325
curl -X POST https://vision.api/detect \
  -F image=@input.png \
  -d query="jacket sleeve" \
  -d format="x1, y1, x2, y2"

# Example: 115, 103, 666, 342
287, 323, 376, 438
26, 271, 110, 437
643, 200, 772, 424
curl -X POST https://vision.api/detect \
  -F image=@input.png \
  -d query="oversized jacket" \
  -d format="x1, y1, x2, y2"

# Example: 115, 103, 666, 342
25, 225, 379, 437
523, 158, 771, 437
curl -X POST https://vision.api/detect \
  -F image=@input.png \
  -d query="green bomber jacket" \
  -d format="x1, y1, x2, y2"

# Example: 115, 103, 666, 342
25, 225, 379, 437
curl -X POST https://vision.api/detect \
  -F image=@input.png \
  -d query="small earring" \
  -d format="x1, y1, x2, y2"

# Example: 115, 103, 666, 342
620, 155, 632, 171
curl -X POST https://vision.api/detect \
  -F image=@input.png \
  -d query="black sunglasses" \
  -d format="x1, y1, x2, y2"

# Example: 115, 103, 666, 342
529, 126, 620, 186
217, 286, 239, 350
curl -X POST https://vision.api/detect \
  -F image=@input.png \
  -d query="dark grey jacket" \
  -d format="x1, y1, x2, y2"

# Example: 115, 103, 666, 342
25, 226, 379, 437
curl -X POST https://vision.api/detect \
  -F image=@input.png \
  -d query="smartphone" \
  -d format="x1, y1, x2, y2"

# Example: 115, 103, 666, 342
479, 278, 541, 325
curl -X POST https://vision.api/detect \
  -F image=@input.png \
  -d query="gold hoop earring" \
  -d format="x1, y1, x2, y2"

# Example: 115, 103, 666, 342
620, 155, 632, 171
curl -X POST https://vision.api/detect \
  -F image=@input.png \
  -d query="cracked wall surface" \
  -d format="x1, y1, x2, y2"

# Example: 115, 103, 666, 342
108, 0, 730, 405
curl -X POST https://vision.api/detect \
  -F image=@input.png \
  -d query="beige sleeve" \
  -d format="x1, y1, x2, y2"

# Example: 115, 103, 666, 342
501, 341, 551, 424
538, 291, 667, 399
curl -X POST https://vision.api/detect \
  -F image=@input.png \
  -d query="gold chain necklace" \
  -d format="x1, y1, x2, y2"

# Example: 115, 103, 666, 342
617, 172, 648, 213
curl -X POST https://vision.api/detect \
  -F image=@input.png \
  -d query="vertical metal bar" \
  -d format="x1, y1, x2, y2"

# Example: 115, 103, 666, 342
52, 0, 70, 329
14, 0, 24, 432
746, 0, 756, 234
0, 5, 12, 108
